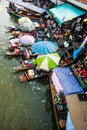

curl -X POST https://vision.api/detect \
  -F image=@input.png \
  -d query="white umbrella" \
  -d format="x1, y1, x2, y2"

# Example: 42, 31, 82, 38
19, 35, 35, 46
35, 52, 60, 71
19, 22, 35, 32
18, 17, 32, 25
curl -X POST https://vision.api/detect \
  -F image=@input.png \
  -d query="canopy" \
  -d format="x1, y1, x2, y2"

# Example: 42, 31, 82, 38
31, 40, 58, 54
52, 67, 84, 96
35, 52, 60, 71
49, 3, 86, 26
50, 0, 64, 5
19, 35, 35, 46
6, 0, 46, 14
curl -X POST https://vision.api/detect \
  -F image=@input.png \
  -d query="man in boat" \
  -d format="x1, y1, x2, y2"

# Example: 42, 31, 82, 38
9, 2, 16, 11
9, 2, 19, 13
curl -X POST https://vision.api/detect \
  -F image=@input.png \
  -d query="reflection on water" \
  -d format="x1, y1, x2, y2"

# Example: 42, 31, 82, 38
0, 0, 57, 130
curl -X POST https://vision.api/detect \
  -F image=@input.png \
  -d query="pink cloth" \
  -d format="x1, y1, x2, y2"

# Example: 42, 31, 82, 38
51, 71, 63, 93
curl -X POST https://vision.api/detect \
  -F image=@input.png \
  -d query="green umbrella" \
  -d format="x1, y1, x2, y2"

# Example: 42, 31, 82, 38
35, 52, 60, 71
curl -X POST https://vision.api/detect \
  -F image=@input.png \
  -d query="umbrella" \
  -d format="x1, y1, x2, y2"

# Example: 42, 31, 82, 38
35, 52, 60, 71
31, 40, 58, 54
19, 35, 35, 46
18, 22, 35, 32
18, 17, 32, 25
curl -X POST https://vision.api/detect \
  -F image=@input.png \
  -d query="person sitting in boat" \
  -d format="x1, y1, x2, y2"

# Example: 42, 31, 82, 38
13, 48, 20, 54
12, 30, 20, 37
22, 60, 34, 69
8, 25, 16, 31
9, 2, 16, 11
9, 2, 13, 9
81, 68, 87, 77
34, 65, 43, 76
20, 47, 30, 59
53, 30, 63, 42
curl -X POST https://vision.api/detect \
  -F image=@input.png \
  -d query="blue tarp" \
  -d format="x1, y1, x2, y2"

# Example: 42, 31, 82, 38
6, 0, 46, 14
49, 3, 86, 25
53, 67, 84, 96
66, 112, 74, 130
72, 46, 83, 60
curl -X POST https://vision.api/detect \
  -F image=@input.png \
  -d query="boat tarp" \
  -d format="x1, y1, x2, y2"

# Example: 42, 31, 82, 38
52, 67, 84, 96
49, 3, 86, 25
6, 0, 46, 14
66, 112, 74, 130
50, 0, 64, 5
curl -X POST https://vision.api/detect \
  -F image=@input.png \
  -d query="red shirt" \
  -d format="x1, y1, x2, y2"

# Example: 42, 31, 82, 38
81, 69, 87, 77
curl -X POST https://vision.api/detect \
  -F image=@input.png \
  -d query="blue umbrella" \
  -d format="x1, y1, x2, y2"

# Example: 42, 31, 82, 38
31, 41, 58, 54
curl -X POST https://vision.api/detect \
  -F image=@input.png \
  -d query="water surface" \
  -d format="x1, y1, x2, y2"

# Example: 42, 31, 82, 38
0, 1, 57, 130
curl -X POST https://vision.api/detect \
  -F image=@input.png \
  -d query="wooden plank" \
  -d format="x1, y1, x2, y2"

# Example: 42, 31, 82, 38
66, 94, 87, 130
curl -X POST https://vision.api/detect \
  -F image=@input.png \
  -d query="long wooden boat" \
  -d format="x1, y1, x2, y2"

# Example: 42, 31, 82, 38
5, 51, 22, 56
5, 51, 38, 58
13, 65, 31, 72
6, 0, 46, 22
13, 60, 34, 72
19, 69, 49, 82
6, 0, 46, 14
7, 7, 41, 22
58, 46, 74, 67
49, 74, 68, 130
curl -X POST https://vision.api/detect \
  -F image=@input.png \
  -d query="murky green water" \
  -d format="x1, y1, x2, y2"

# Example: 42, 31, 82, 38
0, 1, 57, 130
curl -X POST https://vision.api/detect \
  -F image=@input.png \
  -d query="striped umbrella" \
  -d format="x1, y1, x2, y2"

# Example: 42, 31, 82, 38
35, 52, 60, 71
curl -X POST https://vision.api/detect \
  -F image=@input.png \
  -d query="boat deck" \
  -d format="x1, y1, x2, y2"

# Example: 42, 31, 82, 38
66, 94, 87, 130
50, 83, 60, 130
49, 74, 87, 130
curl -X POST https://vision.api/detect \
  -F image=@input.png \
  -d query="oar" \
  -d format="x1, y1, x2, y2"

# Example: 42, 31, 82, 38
73, 36, 87, 60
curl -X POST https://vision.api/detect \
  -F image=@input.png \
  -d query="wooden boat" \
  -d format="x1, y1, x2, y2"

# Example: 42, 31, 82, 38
58, 46, 74, 67
19, 69, 49, 82
13, 65, 31, 71
6, 0, 46, 22
13, 60, 34, 72
5, 51, 22, 57
49, 74, 68, 130
58, 40, 83, 67
5, 51, 38, 58
6, 0, 46, 14
7, 8, 41, 22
